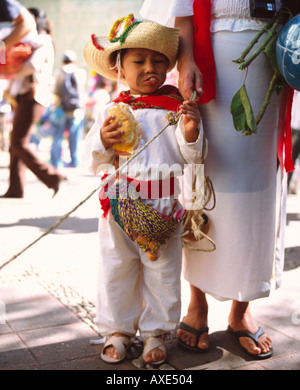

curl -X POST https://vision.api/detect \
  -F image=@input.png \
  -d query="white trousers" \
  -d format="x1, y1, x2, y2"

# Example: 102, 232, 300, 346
95, 212, 182, 338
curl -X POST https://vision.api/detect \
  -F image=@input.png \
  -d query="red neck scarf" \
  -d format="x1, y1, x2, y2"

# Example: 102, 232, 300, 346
113, 84, 183, 112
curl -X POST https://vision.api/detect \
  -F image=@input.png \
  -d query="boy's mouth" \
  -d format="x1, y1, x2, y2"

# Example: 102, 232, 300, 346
144, 76, 158, 85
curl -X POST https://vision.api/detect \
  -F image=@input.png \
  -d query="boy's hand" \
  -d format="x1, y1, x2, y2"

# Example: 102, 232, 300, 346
101, 115, 124, 150
179, 100, 201, 143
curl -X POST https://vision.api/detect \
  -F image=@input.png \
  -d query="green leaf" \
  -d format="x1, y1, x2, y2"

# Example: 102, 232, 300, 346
230, 84, 257, 135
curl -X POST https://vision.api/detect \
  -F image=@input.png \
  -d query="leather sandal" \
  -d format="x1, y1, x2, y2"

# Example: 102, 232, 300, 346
101, 334, 131, 364
142, 336, 167, 365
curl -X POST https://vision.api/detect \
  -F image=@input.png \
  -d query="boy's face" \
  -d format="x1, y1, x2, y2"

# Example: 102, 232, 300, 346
120, 48, 169, 95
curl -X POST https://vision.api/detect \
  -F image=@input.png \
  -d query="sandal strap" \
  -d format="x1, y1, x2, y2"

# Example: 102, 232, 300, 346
142, 336, 166, 358
103, 335, 129, 357
233, 327, 264, 346
178, 322, 209, 337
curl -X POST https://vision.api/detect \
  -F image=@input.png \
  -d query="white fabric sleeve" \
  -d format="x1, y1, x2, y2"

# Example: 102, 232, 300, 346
175, 118, 207, 164
140, 0, 193, 26
84, 106, 115, 175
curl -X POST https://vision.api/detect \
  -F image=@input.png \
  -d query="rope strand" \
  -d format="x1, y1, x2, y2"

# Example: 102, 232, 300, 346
0, 114, 180, 271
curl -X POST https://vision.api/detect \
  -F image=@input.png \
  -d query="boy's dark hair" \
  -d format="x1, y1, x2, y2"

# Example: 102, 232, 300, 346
111, 49, 127, 68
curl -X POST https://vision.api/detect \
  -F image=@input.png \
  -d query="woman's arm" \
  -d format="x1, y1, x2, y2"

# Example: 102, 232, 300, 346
3, 8, 36, 48
175, 16, 203, 100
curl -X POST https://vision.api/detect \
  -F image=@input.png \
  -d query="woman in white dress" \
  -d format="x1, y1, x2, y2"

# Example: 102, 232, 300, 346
140, 0, 291, 358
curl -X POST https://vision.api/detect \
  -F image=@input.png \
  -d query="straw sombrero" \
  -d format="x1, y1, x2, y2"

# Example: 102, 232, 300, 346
83, 14, 179, 81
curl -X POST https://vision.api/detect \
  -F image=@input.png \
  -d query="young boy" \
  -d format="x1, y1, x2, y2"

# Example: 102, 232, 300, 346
83, 14, 205, 365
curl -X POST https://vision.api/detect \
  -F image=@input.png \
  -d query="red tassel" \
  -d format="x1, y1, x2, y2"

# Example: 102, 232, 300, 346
91, 34, 104, 51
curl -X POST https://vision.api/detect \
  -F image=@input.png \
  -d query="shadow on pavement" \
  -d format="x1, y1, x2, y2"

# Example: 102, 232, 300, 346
0, 216, 98, 234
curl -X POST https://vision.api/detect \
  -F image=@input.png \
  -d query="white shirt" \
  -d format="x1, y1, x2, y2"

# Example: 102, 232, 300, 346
140, 0, 282, 32
85, 100, 206, 216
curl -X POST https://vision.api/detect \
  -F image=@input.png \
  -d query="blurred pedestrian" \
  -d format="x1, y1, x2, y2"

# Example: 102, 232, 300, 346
0, 79, 12, 151
91, 75, 112, 119
0, 0, 35, 49
0, 1, 66, 198
50, 50, 87, 168
288, 90, 300, 193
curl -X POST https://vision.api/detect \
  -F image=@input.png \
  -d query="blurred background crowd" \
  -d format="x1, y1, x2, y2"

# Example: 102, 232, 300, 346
0, 0, 149, 198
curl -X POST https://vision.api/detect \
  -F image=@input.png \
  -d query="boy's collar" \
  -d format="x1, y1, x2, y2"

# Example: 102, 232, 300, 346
113, 85, 183, 112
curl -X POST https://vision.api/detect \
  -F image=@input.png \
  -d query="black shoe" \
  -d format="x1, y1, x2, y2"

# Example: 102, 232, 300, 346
0, 192, 24, 198
52, 176, 67, 198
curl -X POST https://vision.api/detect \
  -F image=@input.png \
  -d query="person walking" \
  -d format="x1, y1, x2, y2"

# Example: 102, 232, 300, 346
1, 0, 66, 198
50, 50, 87, 168
288, 90, 300, 193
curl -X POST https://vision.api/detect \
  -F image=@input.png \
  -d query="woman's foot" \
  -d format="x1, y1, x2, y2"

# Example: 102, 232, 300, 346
176, 285, 209, 350
228, 301, 273, 357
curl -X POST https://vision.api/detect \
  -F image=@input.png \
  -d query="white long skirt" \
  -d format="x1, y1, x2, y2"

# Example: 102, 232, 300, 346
182, 30, 287, 302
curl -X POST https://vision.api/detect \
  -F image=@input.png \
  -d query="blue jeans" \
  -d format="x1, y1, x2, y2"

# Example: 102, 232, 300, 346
50, 112, 84, 167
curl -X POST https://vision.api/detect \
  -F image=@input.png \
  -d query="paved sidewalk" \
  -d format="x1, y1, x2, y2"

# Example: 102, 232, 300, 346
1, 147, 300, 371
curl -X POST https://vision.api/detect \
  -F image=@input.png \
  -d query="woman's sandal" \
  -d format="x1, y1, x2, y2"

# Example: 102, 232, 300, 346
227, 325, 273, 360
101, 334, 131, 363
142, 336, 167, 366
177, 321, 209, 352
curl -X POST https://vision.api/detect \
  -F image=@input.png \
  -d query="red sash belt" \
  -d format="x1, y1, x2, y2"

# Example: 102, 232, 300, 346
99, 175, 176, 217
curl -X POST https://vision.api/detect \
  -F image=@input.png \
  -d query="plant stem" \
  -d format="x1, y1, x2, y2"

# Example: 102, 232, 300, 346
255, 72, 278, 125
233, 19, 274, 64
238, 18, 280, 70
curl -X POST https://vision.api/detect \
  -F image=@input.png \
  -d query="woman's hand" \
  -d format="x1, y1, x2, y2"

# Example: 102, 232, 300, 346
100, 115, 124, 150
175, 16, 204, 101
180, 100, 201, 143
178, 60, 203, 101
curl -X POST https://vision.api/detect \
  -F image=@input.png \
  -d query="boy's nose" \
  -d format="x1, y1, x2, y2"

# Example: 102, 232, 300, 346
144, 60, 156, 73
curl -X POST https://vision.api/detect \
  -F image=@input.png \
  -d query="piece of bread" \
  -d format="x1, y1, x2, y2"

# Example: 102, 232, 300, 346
108, 103, 141, 155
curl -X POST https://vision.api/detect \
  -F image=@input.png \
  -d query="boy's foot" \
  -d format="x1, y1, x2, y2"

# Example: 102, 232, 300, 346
101, 333, 131, 363
142, 336, 167, 365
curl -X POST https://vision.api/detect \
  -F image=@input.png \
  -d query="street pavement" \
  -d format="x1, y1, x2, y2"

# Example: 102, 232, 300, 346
0, 142, 300, 372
